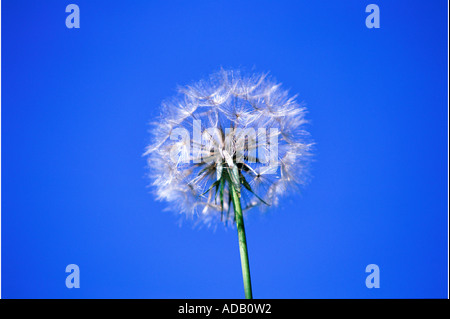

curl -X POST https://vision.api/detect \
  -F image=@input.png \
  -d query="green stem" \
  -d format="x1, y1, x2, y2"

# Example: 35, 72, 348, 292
229, 168, 253, 299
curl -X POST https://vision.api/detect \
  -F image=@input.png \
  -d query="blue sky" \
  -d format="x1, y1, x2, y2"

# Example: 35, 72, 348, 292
1, 0, 448, 298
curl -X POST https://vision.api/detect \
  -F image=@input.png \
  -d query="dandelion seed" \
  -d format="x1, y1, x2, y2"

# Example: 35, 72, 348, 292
144, 69, 313, 298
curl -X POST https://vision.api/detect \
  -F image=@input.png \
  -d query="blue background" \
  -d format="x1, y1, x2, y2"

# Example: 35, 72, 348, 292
1, 0, 448, 298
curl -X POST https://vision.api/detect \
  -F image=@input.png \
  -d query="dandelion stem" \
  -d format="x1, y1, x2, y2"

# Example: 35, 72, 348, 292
229, 168, 253, 299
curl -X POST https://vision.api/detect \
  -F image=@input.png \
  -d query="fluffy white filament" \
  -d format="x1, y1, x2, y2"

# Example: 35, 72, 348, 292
145, 69, 313, 225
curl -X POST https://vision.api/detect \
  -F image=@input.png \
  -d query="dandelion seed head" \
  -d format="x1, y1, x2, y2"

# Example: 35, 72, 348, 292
145, 69, 313, 226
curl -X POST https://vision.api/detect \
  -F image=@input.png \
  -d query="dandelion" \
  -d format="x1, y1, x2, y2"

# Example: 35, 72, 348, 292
144, 69, 312, 298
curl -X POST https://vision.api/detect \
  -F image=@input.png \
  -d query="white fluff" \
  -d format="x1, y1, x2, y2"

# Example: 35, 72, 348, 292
145, 69, 313, 225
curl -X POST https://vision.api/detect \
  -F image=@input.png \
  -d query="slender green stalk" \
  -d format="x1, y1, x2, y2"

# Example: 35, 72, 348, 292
229, 168, 253, 299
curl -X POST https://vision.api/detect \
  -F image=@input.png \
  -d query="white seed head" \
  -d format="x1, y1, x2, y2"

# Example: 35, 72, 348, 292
145, 69, 313, 226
